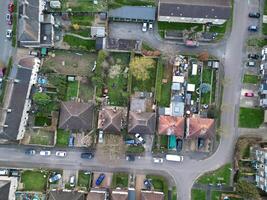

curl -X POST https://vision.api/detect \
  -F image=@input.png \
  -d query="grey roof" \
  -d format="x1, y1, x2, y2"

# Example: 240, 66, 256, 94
128, 112, 156, 134
141, 191, 164, 200
40, 23, 53, 45
109, 6, 156, 21
1, 67, 32, 141
159, 1, 231, 20
59, 101, 94, 131
0, 180, 10, 200
18, 0, 40, 44
159, 0, 230, 7
48, 191, 85, 200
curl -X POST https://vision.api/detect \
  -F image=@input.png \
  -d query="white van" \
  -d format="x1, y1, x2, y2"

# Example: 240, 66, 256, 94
166, 154, 184, 162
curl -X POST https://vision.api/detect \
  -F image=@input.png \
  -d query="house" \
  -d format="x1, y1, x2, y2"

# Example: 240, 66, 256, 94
108, 6, 156, 23
158, 0, 231, 25
48, 191, 85, 200
87, 188, 108, 200
141, 190, 164, 200
59, 101, 94, 132
0, 57, 40, 142
260, 83, 267, 95
158, 115, 185, 138
98, 106, 127, 133
111, 189, 128, 200
18, 0, 55, 47
0, 176, 18, 200
128, 111, 156, 135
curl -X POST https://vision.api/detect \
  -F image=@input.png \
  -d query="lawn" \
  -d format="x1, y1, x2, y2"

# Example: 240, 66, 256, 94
29, 129, 54, 146
201, 67, 213, 104
196, 163, 232, 185
21, 170, 48, 191
108, 0, 155, 9
78, 171, 91, 189
66, 0, 107, 12
239, 107, 264, 128
66, 81, 78, 100
78, 78, 94, 101
172, 186, 177, 200
70, 27, 91, 37
34, 116, 52, 126
63, 35, 96, 51
158, 22, 203, 32
147, 175, 168, 200
47, 74, 67, 101
211, 191, 243, 200
112, 172, 129, 188
160, 135, 168, 148
70, 15, 94, 26
243, 74, 260, 84
191, 189, 206, 200
209, 23, 227, 33
56, 129, 70, 147
188, 66, 201, 101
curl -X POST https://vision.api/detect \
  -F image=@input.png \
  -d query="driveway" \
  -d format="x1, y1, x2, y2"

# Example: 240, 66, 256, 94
92, 172, 113, 188
240, 85, 259, 107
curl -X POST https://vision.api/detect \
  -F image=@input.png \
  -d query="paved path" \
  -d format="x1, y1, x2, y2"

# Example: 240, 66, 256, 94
65, 33, 93, 40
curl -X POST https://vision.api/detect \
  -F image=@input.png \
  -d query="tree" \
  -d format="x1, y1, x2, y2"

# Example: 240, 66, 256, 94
33, 93, 51, 107
72, 24, 80, 30
200, 83, 211, 94
130, 57, 155, 81
236, 180, 260, 200
198, 52, 209, 61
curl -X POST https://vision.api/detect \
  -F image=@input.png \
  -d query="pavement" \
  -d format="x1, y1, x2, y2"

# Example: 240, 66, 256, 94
0, 0, 13, 65
0, 0, 261, 200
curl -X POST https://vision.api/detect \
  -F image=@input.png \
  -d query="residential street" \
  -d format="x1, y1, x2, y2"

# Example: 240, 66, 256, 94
0, 0, 13, 65
0, 0, 258, 200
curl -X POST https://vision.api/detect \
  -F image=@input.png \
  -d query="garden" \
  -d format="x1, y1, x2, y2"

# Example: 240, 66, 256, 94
29, 129, 55, 146
78, 171, 92, 189
63, 35, 96, 51
239, 107, 264, 128
112, 172, 129, 188
201, 67, 216, 104
108, 0, 155, 9
146, 175, 168, 200
63, 0, 108, 12
191, 189, 206, 200
56, 129, 70, 147
21, 170, 49, 191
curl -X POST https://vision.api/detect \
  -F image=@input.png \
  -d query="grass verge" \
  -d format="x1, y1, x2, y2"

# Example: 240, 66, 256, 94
56, 129, 70, 147
243, 74, 260, 84
21, 170, 48, 191
191, 189, 206, 200
239, 107, 264, 128
147, 175, 168, 200
112, 172, 128, 188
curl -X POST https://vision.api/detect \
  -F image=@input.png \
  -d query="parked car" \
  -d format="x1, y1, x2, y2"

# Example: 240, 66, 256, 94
248, 12, 260, 18
125, 139, 135, 145
40, 150, 51, 156
68, 135, 74, 147
29, 50, 39, 57
69, 176, 75, 187
247, 61, 256, 67
95, 173, 105, 186
6, 13, 12, 25
98, 130, 103, 144
8, 2, 14, 13
142, 22, 147, 32
176, 139, 183, 152
49, 174, 61, 183
153, 157, 164, 163
198, 138, 205, 149
55, 151, 66, 157
135, 133, 145, 144
248, 25, 258, 32
6, 29, 12, 39
126, 155, 135, 161
144, 179, 152, 189
149, 22, 153, 30
248, 53, 259, 59
81, 152, 94, 159
245, 92, 254, 97
25, 149, 36, 155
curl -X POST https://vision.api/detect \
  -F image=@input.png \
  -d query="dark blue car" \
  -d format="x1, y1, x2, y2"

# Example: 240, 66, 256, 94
125, 139, 135, 145
95, 173, 105, 186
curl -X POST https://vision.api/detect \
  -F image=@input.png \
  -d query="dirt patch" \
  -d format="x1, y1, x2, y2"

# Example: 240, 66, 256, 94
43, 50, 97, 76
78, 77, 94, 101
28, 128, 55, 146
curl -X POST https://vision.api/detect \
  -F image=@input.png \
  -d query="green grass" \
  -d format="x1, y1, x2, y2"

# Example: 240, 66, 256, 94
66, 81, 78, 100
47, 74, 67, 101
108, 0, 155, 9
12, 13, 17, 47
196, 163, 232, 185
155, 58, 164, 103
63, 35, 96, 51
0, 57, 13, 105
70, 28, 91, 37
66, 0, 107, 12
160, 135, 168, 148
78, 171, 91, 189
34, 116, 51, 126
264, 0, 267, 15
126, 145, 145, 154
172, 186, 177, 200
142, 42, 155, 51
239, 107, 264, 128
243, 74, 260, 84
262, 23, 267, 35
191, 189, 206, 200
146, 175, 168, 200
56, 129, 70, 147
247, 37, 267, 47
201, 67, 213, 104
158, 22, 203, 31
21, 170, 48, 191
209, 23, 227, 33
112, 172, 128, 188
70, 15, 94, 26
212, 191, 243, 200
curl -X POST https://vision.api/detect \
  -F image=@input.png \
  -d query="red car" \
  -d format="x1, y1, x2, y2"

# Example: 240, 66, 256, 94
244, 92, 254, 97
8, 2, 14, 13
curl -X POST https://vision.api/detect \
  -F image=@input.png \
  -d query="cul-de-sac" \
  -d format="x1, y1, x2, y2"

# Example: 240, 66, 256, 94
0, 0, 266, 199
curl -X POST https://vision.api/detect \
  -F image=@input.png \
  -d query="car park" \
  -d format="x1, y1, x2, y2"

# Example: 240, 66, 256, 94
95, 173, 105, 186
248, 25, 258, 32
142, 22, 147, 32
40, 150, 51, 156
245, 92, 254, 97
6, 29, 12, 39
135, 133, 145, 144
126, 155, 135, 161
247, 61, 256, 67
6, 14, 12, 25
81, 152, 94, 159
153, 157, 163, 163
49, 174, 61, 183
25, 149, 36, 155
248, 54, 259, 59
248, 12, 260, 18
98, 130, 103, 144
69, 176, 75, 187
55, 151, 66, 157
8, 2, 14, 13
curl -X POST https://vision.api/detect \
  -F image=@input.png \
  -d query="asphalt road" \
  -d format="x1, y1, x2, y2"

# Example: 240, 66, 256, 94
0, 0, 13, 65
0, 0, 256, 200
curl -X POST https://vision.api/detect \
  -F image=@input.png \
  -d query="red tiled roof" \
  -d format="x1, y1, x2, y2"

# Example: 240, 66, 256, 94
158, 116, 184, 138
186, 117, 215, 139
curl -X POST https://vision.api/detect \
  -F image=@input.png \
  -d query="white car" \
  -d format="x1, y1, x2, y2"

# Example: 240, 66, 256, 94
98, 130, 104, 143
135, 133, 145, 144
149, 22, 153, 30
40, 150, 51, 156
142, 22, 147, 32
153, 157, 164, 163
69, 175, 75, 187
6, 29, 12, 39
55, 151, 66, 157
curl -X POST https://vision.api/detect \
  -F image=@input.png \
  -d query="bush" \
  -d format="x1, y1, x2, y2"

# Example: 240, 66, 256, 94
126, 145, 145, 154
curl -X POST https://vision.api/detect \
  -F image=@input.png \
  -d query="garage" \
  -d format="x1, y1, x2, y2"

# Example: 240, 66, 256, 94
108, 6, 156, 23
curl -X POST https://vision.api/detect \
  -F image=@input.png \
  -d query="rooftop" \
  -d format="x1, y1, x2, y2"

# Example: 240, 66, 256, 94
48, 191, 85, 200
141, 190, 164, 200
158, 115, 185, 138
128, 112, 156, 134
